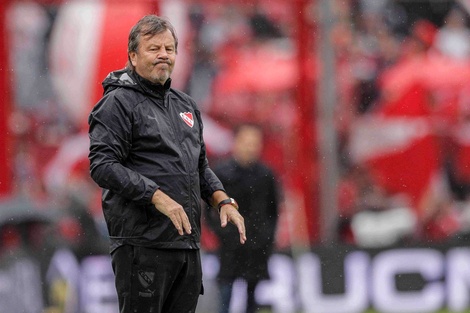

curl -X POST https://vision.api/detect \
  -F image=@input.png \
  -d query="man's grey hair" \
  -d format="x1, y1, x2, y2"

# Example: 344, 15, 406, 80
126, 15, 178, 70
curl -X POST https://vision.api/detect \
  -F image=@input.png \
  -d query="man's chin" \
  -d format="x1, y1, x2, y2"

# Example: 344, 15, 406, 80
153, 73, 170, 85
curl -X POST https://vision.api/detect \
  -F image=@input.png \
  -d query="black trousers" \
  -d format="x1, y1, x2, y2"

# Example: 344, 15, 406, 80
111, 245, 203, 313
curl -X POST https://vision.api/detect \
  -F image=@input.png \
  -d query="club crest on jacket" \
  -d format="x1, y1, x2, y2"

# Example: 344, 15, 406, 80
179, 112, 194, 128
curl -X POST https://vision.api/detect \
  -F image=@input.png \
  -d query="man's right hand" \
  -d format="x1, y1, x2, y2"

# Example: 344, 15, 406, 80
151, 189, 192, 236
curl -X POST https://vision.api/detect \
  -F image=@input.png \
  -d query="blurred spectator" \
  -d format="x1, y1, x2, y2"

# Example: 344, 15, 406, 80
337, 165, 417, 247
434, 6, 470, 60
206, 123, 281, 313
350, 10, 401, 114
410, 19, 438, 52
420, 197, 462, 243
248, 3, 284, 40
0, 197, 54, 313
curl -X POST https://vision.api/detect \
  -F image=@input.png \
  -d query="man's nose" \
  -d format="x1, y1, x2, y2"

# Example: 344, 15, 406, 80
158, 47, 169, 58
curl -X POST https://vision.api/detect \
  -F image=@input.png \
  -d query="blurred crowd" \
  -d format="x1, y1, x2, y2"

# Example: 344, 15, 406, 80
3, 0, 470, 271
329, 0, 470, 246
187, 0, 470, 248
4, 0, 470, 311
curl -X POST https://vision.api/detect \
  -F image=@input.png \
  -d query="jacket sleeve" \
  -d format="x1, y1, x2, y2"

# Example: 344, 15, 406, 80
88, 93, 159, 204
267, 168, 281, 226
194, 109, 225, 204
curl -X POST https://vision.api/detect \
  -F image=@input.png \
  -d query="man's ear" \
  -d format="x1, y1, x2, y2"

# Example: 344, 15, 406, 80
129, 51, 137, 67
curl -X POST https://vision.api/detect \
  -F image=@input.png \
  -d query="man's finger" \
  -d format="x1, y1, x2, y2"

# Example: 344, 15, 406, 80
181, 212, 192, 234
220, 211, 228, 228
236, 220, 247, 244
220, 207, 247, 244
169, 214, 184, 236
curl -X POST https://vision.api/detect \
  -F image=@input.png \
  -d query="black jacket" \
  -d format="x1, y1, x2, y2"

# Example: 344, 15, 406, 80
88, 69, 223, 252
206, 158, 280, 281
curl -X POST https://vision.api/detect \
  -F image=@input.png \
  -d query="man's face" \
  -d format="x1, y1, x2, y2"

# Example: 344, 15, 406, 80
129, 29, 176, 85
233, 126, 263, 166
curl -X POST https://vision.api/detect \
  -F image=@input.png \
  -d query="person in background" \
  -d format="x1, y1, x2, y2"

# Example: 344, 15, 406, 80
207, 123, 280, 313
88, 15, 246, 313
434, 6, 470, 60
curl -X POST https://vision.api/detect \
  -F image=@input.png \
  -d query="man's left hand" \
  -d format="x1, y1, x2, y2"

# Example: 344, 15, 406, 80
220, 204, 247, 244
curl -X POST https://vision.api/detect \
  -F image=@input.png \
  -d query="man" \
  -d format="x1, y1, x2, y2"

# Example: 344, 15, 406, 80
88, 15, 246, 313
207, 123, 280, 313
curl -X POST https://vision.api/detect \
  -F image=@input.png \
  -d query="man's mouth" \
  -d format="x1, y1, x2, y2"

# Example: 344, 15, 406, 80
154, 61, 171, 66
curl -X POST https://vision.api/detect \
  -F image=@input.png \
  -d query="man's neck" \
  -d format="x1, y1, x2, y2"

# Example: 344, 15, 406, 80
132, 71, 171, 96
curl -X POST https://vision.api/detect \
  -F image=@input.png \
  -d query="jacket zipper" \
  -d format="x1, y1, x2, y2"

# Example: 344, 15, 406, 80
164, 93, 195, 232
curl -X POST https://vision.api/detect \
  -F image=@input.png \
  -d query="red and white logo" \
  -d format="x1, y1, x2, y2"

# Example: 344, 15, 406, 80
179, 112, 194, 128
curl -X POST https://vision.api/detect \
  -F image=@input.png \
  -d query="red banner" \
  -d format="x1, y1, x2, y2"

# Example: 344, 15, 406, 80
0, 0, 12, 197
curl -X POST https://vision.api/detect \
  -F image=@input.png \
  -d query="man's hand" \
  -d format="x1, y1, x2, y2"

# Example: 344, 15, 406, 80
151, 189, 191, 236
220, 204, 247, 244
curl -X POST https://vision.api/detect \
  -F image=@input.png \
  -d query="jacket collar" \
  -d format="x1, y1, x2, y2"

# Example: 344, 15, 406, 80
132, 71, 172, 98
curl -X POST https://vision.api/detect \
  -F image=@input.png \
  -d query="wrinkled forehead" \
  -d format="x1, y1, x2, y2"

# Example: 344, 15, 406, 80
140, 28, 176, 45
139, 29, 176, 46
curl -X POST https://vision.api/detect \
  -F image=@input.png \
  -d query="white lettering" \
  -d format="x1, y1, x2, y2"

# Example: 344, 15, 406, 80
298, 251, 369, 313
447, 247, 470, 312
257, 254, 298, 313
80, 256, 118, 313
372, 249, 444, 313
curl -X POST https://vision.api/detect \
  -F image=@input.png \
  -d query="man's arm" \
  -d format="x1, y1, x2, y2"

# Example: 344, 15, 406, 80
88, 94, 159, 204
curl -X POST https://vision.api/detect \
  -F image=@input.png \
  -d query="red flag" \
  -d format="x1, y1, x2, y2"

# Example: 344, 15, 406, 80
49, 1, 159, 130
0, 1, 12, 197
349, 84, 441, 215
